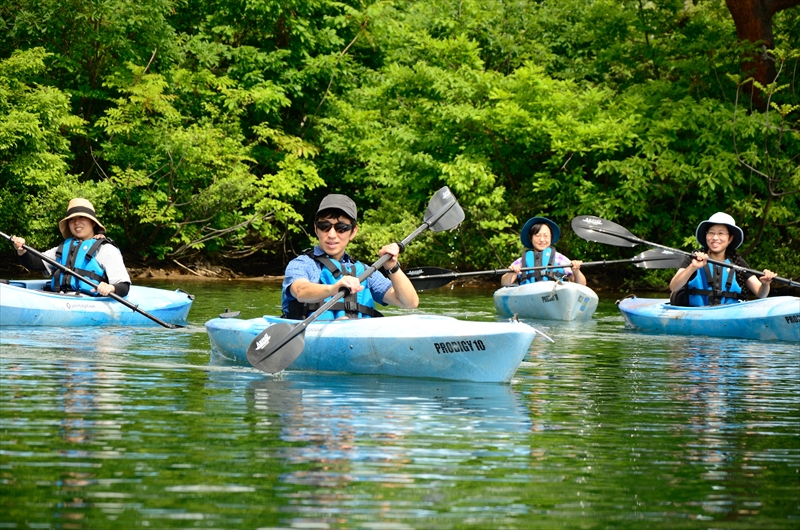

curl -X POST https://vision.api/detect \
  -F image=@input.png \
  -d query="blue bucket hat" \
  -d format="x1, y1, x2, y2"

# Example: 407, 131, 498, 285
520, 216, 560, 248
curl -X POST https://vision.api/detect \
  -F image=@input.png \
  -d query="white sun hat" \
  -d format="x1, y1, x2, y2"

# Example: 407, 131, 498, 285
695, 212, 744, 249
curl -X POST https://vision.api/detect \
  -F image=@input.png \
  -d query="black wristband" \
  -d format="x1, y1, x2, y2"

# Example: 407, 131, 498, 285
385, 263, 401, 275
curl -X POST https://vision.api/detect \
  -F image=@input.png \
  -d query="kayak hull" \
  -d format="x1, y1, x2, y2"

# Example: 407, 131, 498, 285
494, 281, 599, 321
617, 296, 800, 342
205, 314, 536, 383
0, 279, 194, 327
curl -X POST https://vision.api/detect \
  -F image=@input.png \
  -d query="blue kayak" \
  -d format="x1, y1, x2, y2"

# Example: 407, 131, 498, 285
205, 314, 537, 382
618, 296, 800, 341
0, 279, 194, 327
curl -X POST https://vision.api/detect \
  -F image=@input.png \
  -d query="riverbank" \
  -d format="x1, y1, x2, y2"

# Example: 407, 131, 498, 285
4, 258, 797, 296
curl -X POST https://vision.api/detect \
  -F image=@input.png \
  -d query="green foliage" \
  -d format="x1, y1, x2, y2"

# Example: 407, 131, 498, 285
96, 62, 324, 259
323, 1, 798, 279
0, 48, 87, 249
1, 0, 797, 285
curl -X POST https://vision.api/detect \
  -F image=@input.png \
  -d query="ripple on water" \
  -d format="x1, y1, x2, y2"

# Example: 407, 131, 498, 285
1, 281, 798, 528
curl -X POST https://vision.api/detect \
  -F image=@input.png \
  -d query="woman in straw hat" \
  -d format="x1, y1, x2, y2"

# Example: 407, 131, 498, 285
500, 216, 585, 287
669, 212, 776, 306
11, 198, 131, 297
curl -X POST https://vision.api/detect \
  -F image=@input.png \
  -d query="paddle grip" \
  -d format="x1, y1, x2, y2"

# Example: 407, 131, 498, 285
587, 223, 800, 289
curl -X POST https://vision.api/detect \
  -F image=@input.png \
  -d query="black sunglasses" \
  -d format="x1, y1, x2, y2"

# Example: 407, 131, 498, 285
316, 220, 353, 233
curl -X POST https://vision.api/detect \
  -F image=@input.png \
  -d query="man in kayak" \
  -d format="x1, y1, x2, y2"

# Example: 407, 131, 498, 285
669, 212, 776, 306
282, 194, 419, 320
11, 198, 131, 297
500, 216, 586, 287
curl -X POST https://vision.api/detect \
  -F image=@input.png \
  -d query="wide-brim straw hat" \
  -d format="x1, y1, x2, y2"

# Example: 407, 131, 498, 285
695, 212, 743, 249
520, 216, 561, 248
58, 198, 105, 239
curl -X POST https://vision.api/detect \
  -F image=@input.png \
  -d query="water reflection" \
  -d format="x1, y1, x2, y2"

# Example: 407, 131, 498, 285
246, 375, 530, 487
1, 281, 798, 528
656, 337, 799, 517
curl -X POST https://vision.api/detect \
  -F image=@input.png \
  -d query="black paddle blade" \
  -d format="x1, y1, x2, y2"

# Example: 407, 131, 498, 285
406, 266, 457, 291
570, 216, 640, 248
425, 186, 464, 232
632, 249, 685, 269
246, 323, 306, 374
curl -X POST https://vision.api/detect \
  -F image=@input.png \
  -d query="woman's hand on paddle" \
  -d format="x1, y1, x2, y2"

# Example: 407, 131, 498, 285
759, 269, 776, 285
10, 236, 26, 255
688, 251, 707, 270
569, 260, 587, 286
92, 281, 116, 297
749, 268, 776, 299
501, 262, 521, 286
670, 253, 706, 292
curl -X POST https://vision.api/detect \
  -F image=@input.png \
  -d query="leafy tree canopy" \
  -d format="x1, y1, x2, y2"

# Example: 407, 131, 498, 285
1, 0, 797, 283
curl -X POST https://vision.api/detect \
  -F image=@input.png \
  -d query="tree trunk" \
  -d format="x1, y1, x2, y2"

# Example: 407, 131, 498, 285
724, 0, 800, 111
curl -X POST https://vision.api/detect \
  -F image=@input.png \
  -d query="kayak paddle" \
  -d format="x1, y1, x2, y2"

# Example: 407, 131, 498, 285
246, 186, 466, 374
1, 230, 186, 328
570, 216, 800, 289
406, 249, 685, 291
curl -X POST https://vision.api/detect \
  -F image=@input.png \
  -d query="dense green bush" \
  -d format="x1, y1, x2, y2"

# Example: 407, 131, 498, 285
1, 0, 797, 285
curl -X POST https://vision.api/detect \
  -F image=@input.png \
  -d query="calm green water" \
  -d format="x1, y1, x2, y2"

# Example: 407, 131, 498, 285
1, 280, 799, 529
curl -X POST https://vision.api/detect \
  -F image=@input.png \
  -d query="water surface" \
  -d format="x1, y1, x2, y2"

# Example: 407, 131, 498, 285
1, 280, 798, 528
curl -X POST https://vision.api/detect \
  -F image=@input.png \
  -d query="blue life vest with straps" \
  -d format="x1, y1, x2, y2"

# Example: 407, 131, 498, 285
687, 260, 743, 306
518, 247, 566, 285
285, 251, 384, 320
51, 238, 110, 295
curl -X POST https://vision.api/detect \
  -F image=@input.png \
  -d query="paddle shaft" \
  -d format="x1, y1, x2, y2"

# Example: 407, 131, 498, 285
410, 257, 652, 282
255, 197, 458, 364
1, 231, 182, 328
585, 226, 800, 289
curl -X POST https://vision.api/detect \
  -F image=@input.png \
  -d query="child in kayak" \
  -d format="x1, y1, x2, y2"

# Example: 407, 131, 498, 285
281, 194, 419, 320
668, 212, 776, 306
501, 216, 586, 287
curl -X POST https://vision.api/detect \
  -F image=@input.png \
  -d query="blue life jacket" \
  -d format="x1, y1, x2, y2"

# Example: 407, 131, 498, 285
687, 260, 743, 306
51, 238, 110, 295
285, 252, 384, 320
518, 247, 566, 285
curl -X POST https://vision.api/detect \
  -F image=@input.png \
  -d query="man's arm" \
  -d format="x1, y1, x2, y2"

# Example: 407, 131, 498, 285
379, 272, 419, 309
285, 254, 364, 304
372, 243, 419, 309
290, 277, 363, 303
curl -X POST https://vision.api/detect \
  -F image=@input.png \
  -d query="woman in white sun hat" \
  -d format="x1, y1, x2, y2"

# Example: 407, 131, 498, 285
11, 198, 131, 297
669, 212, 776, 306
